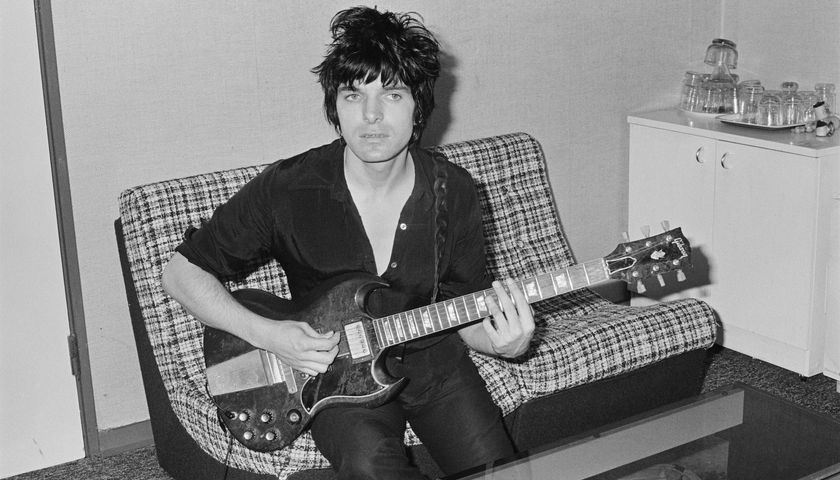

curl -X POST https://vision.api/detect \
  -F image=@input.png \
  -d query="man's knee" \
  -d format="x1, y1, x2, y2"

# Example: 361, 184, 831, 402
332, 437, 422, 480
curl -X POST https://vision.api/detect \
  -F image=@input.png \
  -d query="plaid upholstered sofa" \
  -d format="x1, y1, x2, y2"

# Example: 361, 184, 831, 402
115, 132, 717, 480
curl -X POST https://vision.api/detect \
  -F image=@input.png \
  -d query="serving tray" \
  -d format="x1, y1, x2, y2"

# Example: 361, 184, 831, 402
717, 113, 804, 130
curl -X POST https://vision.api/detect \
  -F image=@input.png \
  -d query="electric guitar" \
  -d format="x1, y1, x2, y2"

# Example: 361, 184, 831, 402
203, 227, 691, 452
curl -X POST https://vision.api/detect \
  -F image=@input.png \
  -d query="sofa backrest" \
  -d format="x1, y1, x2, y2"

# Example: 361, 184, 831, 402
433, 133, 573, 279
116, 131, 573, 465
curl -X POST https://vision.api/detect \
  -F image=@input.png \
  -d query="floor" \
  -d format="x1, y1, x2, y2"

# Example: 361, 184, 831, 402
7, 346, 840, 480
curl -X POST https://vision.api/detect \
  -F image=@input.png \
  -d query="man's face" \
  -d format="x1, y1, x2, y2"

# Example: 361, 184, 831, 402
336, 76, 416, 165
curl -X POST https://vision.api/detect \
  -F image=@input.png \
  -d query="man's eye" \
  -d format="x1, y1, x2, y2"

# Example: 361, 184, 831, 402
343, 93, 359, 101
387, 93, 402, 100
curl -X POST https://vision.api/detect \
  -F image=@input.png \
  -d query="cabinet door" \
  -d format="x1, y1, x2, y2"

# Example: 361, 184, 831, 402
628, 125, 716, 301
824, 194, 840, 381
712, 141, 819, 356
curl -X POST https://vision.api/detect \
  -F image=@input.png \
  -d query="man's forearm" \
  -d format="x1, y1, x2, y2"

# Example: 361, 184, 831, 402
161, 252, 267, 346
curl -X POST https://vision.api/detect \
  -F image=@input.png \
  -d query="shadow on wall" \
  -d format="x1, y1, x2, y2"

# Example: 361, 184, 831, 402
421, 50, 457, 148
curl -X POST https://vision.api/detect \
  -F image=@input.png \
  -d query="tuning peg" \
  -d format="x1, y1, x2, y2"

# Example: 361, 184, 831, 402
641, 225, 651, 238
636, 280, 646, 294
661, 220, 670, 232
676, 269, 687, 282
657, 274, 666, 287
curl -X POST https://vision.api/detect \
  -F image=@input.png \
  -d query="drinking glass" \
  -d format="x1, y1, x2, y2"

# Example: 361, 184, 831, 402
815, 83, 836, 113
739, 84, 764, 123
757, 94, 781, 126
679, 71, 706, 112
780, 82, 803, 125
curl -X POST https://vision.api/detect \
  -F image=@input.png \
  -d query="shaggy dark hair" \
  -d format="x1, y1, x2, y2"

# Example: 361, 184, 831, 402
312, 6, 441, 145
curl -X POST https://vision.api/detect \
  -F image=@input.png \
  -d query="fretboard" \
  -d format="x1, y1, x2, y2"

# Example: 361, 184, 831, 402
373, 258, 609, 348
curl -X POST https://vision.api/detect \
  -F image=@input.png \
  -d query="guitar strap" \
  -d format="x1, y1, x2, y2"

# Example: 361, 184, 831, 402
430, 151, 448, 304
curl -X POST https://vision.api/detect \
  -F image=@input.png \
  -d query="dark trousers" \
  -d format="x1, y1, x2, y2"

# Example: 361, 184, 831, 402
310, 335, 514, 479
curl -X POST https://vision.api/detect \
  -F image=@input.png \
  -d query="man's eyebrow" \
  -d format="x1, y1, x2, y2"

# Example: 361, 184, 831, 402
337, 85, 357, 92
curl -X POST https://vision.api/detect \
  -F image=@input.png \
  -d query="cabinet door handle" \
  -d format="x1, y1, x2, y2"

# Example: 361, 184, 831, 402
720, 152, 733, 169
695, 146, 705, 164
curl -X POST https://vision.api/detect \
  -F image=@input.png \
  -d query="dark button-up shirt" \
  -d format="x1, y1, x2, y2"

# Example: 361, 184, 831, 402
176, 139, 491, 347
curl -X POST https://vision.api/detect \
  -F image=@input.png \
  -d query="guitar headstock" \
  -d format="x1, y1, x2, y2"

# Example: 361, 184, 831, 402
605, 227, 691, 292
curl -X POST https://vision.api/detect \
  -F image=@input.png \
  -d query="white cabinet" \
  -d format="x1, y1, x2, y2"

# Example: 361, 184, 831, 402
628, 110, 840, 378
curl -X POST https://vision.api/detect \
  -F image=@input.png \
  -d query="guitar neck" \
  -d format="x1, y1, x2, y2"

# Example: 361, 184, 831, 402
373, 258, 609, 348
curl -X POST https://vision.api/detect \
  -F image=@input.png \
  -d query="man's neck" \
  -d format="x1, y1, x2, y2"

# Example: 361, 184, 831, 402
343, 146, 413, 197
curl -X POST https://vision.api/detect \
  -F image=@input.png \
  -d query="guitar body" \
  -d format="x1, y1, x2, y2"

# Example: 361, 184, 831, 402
201, 227, 692, 452
204, 272, 407, 452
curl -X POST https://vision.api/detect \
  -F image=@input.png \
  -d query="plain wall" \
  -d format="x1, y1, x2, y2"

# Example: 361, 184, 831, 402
45, 0, 839, 438
0, 1, 85, 476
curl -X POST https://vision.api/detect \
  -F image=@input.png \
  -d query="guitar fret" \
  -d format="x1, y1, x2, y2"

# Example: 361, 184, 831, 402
434, 303, 446, 330
552, 271, 570, 294
403, 313, 412, 339
406, 311, 419, 337
393, 315, 405, 342
438, 301, 449, 327
409, 310, 422, 335
465, 293, 480, 319
399, 313, 410, 340
445, 300, 458, 326
566, 265, 589, 290
475, 291, 490, 317
584, 259, 609, 284
537, 273, 556, 299
371, 318, 385, 345
521, 276, 541, 303
383, 317, 395, 345
458, 297, 471, 323
420, 307, 434, 333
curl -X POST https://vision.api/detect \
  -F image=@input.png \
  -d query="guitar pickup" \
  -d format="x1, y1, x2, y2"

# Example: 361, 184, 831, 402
343, 321, 372, 361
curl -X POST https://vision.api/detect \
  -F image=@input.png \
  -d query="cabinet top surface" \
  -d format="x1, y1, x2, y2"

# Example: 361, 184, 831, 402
628, 109, 840, 157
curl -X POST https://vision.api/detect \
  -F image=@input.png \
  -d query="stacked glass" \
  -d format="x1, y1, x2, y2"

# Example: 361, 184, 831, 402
738, 83, 765, 124
780, 81, 804, 125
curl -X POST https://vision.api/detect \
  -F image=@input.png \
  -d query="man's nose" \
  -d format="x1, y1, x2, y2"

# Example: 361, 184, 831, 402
363, 97, 383, 123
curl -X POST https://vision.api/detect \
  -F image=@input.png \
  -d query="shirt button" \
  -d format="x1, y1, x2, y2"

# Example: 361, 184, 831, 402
399, 223, 407, 230
390, 262, 398, 269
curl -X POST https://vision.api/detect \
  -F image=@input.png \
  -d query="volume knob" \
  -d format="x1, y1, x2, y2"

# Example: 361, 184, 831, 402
287, 410, 302, 424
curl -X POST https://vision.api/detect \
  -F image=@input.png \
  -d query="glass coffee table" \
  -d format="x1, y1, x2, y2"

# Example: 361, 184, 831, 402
449, 383, 840, 479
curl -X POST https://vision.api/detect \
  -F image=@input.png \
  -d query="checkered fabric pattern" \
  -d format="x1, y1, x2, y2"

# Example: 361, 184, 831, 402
118, 132, 716, 479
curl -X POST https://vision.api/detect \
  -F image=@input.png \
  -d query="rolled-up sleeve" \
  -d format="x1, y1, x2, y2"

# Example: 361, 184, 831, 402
175, 168, 276, 279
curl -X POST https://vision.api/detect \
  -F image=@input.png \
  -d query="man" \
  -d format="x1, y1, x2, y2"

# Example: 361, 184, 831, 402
162, 7, 534, 479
